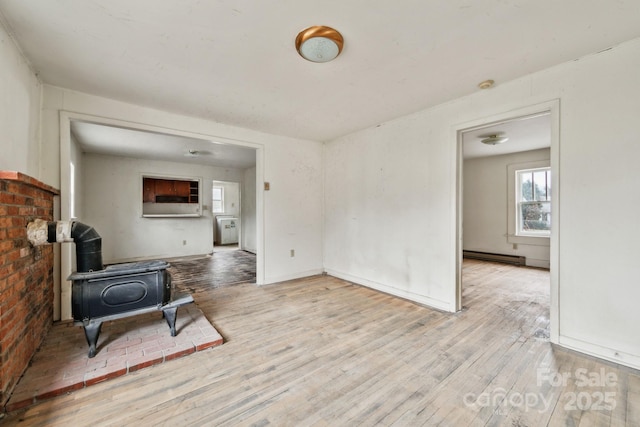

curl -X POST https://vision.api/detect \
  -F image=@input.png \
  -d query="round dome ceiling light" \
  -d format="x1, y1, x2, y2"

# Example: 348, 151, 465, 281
478, 79, 495, 89
295, 26, 344, 63
480, 134, 509, 145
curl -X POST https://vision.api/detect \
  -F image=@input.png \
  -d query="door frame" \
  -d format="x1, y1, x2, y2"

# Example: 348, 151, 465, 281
454, 99, 560, 344
211, 179, 242, 250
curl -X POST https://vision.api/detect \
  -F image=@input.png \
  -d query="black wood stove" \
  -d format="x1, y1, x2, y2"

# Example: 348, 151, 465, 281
68, 260, 193, 357
26, 219, 193, 358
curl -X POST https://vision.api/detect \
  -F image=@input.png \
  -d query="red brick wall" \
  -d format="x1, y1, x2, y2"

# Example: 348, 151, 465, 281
0, 171, 59, 409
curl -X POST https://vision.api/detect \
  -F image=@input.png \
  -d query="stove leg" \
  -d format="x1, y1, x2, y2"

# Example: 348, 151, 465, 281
163, 306, 178, 336
83, 320, 102, 358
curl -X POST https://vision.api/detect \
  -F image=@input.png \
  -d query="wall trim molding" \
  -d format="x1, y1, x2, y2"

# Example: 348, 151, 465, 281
325, 268, 453, 312
559, 335, 640, 371
264, 269, 325, 286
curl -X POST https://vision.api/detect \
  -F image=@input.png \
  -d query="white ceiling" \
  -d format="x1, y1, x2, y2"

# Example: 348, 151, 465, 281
71, 121, 256, 168
2, 0, 640, 145
462, 113, 550, 159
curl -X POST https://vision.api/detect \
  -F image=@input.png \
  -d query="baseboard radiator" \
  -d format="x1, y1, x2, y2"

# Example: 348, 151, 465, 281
463, 250, 526, 266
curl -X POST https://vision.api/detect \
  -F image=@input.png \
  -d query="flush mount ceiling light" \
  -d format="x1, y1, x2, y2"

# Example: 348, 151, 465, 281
295, 26, 344, 63
184, 149, 212, 157
478, 79, 495, 89
480, 134, 509, 145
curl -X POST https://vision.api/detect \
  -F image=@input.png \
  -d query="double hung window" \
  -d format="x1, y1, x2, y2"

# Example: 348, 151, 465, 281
212, 186, 224, 214
516, 167, 551, 236
507, 160, 551, 246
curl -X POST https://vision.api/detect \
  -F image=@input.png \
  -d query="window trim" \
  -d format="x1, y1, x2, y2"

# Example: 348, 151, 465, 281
507, 160, 550, 246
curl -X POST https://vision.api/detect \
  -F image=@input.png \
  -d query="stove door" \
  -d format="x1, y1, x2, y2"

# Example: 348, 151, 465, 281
72, 270, 167, 320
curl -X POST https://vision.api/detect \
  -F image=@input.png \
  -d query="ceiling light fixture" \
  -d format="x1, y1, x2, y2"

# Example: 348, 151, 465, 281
480, 134, 509, 145
478, 79, 495, 89
295, 26, 344, 63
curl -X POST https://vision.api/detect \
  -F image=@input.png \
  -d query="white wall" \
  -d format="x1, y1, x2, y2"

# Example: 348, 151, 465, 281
325, 37, 640, 369
463, 148, 550, 268
0, 20, 41, 177
242, 167, 257, 253
82, 153, 244, 262
263, 137, 324, 283
324, 112, 456, 311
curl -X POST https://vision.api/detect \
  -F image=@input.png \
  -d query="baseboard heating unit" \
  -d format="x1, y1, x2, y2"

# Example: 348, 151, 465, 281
463, 250, 526, 266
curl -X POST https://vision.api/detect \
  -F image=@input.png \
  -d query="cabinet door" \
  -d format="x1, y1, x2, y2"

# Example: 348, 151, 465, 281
155, 179, 174, 195
174, 180, 190, 197
143, 178, 156, 202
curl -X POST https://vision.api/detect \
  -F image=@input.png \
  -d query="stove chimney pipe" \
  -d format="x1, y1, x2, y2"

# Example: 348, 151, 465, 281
27, 219, 104, 272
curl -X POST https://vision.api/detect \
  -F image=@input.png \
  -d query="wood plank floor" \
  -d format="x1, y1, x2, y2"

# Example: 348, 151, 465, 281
3, 260, 639, 426
167, 250, 257, 289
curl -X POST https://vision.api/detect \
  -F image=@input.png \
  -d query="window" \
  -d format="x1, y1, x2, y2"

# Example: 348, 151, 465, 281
507, 160, 550, 246
212, 186, 224, 213
516, 168, 551, 236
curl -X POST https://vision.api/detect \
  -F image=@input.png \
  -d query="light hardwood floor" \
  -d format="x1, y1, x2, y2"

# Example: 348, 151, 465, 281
4, 260, 639, 426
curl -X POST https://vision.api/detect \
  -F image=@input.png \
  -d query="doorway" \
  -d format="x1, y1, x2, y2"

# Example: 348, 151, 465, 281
455, 100, 560, 343
212, 180, 241, 252
59, 112, 265, 321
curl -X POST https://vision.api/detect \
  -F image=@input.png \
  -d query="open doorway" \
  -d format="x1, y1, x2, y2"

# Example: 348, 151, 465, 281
212, 180, 241, 252
455, 101, 560, 343
58, 112, 264, 321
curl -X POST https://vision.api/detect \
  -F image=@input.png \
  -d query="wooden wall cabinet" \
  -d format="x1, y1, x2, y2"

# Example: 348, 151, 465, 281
143, 178, 196, 203
142, 176, 201, 217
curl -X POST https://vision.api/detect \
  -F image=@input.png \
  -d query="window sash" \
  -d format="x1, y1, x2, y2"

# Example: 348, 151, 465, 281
212, 186, 224, 214
517, 168, 551, 202
518, 201, 551, 235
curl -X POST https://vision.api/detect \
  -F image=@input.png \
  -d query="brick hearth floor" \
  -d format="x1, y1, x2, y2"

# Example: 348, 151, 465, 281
6, 304, 223, 412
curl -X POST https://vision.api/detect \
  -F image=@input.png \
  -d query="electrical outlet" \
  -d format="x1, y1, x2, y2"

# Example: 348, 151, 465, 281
290, 249, 295, 257
513, 243, 518, 250
183, 240, 187, 245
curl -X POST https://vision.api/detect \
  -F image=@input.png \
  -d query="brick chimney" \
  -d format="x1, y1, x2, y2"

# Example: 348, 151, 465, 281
0, 171, 59, 410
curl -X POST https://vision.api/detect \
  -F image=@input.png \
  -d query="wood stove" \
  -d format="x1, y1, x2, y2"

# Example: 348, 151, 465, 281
27, 219, 193, 358
68, 260, 193, 358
